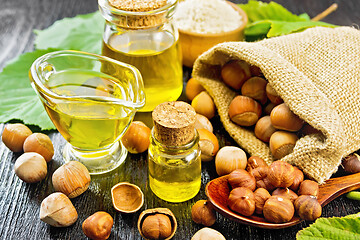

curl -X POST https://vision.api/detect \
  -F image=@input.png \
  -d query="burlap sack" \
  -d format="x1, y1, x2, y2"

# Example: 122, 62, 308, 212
192, 27, 360, 183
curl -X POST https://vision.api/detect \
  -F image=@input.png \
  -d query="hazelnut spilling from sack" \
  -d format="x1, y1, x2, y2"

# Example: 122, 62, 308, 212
192, 27, 360, 183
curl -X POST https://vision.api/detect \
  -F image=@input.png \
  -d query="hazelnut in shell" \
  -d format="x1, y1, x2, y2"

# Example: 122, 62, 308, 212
111, 182, 144, 213
263, 196, 294, 223
1, 123, 32, 152
266, 83, 283, 105
52, 161, 91, 198
297, 180, 319, 197
221, 60, 251, 90
186, 78, 205, 101
267, 161, 295, 188
246, 156, 267, 172
254, 116, 277, 143
191, 91, 216, 119
137, 208, 177, 240
194, 114, 213, 133
253, 188, 271, 215
228, 169, 256, 191
197, 128, 219, 162
191, 227, 226, 240
39, 192, 78, 227
249, 65, 262, 76
270, 103, 304, 132
241, 76, 268, 104
269, 131, 298, 159
228, 95, 262, 127
294, 195, 322, 221
82, 211, 113, 240
14, 152, 47, 183
264, 102, 276, 115
191, 200, 216, 226
121, 121, 151, 154
23, 133, 54, 162
228, 187, 255, 216
342, 153, 360, 174
215, 146, 247, 176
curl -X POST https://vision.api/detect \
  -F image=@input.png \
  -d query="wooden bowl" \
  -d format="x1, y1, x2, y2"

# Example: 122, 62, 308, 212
178, 1, 248, 67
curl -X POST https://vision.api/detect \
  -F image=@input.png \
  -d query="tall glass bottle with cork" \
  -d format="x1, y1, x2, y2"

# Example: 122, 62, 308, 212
148, 101, 201, 202
98, 0, 183, 112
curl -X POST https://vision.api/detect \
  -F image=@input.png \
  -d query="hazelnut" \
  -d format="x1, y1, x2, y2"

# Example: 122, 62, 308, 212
121, 121, 151, 154
228, 95, 262, 127
254, 116, 277, 142
294, 195, 322, 221
191, 200, 216, 226
249, 65, 262, 76
272, 188, 298, 203
270, 103, 304, 132
191, 227, 226, 240
289, 167, 304, 192
194, 114, 213, 133
269, 131, 298, 159
82, 211, 113, 240
297, 180, 319, 197
191, 91, 216, 119
52, 161, 91, 198
263, 196, 294, 223
197, 129, 219, 161
215, 146, 247, 176
249, 166, 275, 191
137, 208, 177, 240
23, 133, 54, 162
186, 78, 205, 101
228, 169, 256, 191
264, 102, 276, 115
253, 188, 271, 215
221, 60, 251, 90
111, 182, 144, 213
1, 123, 32, 152
266, 83, 283, 105
241, 76, 268, 104
228, 187, 255, 216
342, 153, 360, 174
246, 156, 267, 172
39, 192, 78, 227
301, 124, 321, 136
14, 152, 47, 183
267, 161, 295, 188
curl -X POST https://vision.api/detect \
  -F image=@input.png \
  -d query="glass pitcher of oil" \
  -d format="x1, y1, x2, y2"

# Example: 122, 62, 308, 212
98, 0, 183, 112
29, 50, 145, 174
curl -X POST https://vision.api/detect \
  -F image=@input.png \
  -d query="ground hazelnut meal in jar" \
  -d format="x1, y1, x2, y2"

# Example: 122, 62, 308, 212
173, 0, 242, 34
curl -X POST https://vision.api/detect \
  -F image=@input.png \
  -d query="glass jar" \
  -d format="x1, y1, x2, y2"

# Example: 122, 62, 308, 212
98, 0, 183, 112
148, 128, 201, 203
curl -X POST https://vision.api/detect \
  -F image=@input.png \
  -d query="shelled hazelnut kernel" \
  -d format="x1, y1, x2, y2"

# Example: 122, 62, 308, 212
270, 103, 304, 132
289, 167, 304, 192
197, 129, 219, 162
267, 161, 296, 188
269, 131, 298, 159
228, 187, 256, 216
191, 200, 216, 226
297, 180, 319, 197
246, 156, 268, 172
121, 121, 151, 154
263, 196, 294, 223
23, 133, 54, 162
254, 116, 277, 142
221, 60, 251, 90
82, 211, 113, 240
191, 91, 216, 119
186, 78, 205, 101
241, 77, 268, 104
266, 83, 283, 105
294, 195, 322, 221
249, 166, 275, 191
272, 188, 298, 203
1, 123, 32, 152
215, 146, 247, 176
254, 188, 271, 215
228, 95, 262, 127
228, 169, 256, 191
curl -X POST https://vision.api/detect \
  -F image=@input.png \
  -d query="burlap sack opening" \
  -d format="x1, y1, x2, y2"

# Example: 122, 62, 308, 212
192, 27, 360, 183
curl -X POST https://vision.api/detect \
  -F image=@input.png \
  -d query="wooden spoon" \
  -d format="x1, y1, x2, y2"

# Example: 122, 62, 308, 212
205, 172, 360, 229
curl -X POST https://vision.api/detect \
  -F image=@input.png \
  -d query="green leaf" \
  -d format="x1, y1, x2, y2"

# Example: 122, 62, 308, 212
296, 213, 360, 240
34, 11, 104, 54
238, 0, 337, 40
0, 49, 57, 130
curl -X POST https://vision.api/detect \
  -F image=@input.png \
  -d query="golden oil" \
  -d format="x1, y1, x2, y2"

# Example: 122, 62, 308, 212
41, 70, 134, 150
102, 31, 183, 112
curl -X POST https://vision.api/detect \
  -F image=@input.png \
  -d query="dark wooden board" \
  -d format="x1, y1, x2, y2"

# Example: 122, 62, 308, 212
1, 0, 360, 239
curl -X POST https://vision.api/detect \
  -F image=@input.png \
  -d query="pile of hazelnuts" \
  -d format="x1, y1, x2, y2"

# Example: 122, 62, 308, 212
227, 156, 322, 223
221, 60, 319, 159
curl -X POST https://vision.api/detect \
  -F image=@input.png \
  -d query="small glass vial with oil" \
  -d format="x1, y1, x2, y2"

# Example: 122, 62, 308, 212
148, 101, 201, 202
98, 0, 183, 112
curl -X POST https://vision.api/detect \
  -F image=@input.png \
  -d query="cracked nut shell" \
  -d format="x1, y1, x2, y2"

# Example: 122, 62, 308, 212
111, 182, 144, 213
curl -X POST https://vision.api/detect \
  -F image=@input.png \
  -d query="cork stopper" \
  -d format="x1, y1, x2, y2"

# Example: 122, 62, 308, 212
108, 0, 169, 29
152, 101, 196, 146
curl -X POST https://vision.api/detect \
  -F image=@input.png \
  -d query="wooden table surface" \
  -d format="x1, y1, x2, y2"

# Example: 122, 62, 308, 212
1, 0, 360, 239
